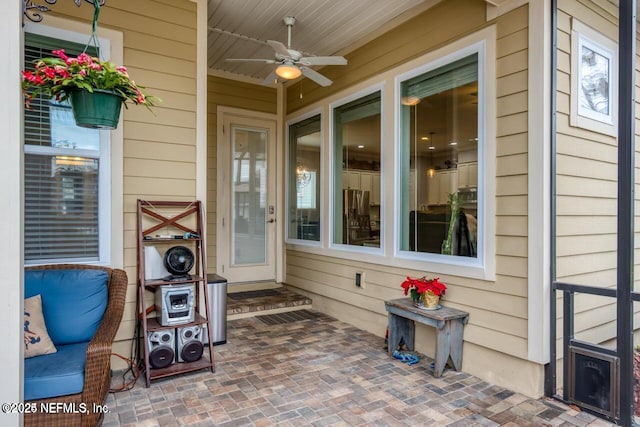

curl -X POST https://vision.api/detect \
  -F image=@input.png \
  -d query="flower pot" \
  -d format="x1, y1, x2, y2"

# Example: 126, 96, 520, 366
422, 290, 440, 310
70, 89, 123, 130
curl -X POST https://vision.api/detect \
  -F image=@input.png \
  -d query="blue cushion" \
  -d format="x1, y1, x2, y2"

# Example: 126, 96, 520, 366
24, 342, 88, 400
25, 269, 108, 345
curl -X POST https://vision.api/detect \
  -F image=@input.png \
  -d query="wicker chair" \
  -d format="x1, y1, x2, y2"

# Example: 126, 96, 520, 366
24, 264, 127, 427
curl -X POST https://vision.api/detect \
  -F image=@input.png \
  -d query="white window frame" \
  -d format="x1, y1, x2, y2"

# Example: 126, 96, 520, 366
393, 39, 493, 279
285, 109, 323, 247
284, 26, 496, 281
329, 83, 385, 255
23, 18, 123, 267
570, 18, 618, 136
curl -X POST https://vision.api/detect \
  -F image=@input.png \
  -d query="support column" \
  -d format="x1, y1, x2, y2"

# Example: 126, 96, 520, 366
0, 2, 24, 426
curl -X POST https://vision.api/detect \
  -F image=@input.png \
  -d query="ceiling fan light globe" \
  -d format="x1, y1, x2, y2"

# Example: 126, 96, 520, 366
276, 64, 301, 79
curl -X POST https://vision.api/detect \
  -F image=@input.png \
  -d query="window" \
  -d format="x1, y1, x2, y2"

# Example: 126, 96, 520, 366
332, 91, 382, 249
297, 171, 317, 209
399, 54, 479, 259
24, 32, 110, 264
570, 18, 617, 135
287, 115, 321, 242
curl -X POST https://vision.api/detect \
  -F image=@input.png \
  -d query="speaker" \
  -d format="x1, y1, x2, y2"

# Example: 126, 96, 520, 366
147, 330, 175, 369
176, 325, 204, 363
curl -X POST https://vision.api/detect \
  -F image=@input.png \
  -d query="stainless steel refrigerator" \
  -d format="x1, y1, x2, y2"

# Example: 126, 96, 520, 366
343, 189, 370, 245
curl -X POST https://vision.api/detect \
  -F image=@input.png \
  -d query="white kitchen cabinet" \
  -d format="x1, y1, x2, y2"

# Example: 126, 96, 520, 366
439, 169, 458, 204
427, 172, 440, 206
360, 171, 382, 205
458, 161, 478, 189
428, 169, 458, 205
348, 171, 360, 189
360, 171, 373, 194
342, 170, 362, 189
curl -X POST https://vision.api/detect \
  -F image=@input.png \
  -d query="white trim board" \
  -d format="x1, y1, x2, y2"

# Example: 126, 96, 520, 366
527, 0, 551, 365
0, 2, 24, 423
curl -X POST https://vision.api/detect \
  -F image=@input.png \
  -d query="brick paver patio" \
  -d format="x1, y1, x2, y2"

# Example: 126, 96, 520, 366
102, 311, 615, 426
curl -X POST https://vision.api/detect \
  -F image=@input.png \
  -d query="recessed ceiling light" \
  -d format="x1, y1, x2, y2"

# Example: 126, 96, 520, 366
428, 146, 435, 150
421, 136, 429, 141
449, 141, 458, 146
357, 145, 365, 149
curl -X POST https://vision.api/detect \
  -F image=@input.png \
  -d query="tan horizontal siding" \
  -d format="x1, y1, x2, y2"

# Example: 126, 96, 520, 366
497, 91, 527, 117
49, 0, 198, 370
554, 0, 622, 353
496, 133, 527, 157
124, 123, 197, 147
124, 140, 197, 162
123, 158, 196, 180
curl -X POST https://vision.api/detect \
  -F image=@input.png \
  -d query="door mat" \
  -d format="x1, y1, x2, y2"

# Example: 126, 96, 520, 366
255, 309, 326, 325
228, 289, 282, 300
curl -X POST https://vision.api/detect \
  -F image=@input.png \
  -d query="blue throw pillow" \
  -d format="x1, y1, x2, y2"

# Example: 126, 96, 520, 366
25, 269, 108, 345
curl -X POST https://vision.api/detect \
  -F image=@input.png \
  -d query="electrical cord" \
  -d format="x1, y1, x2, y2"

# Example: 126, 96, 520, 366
108, 352, 141, 392
109, 323, 143, 392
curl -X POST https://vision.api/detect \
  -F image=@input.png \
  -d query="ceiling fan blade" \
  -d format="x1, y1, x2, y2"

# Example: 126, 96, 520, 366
301, 68, 332, 87
266, 40, 291, 57
226, 58, 276, 64
299, 56, 347, 66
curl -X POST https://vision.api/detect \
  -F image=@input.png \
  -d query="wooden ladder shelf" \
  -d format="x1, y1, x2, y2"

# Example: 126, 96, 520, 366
136, 200, 215, 387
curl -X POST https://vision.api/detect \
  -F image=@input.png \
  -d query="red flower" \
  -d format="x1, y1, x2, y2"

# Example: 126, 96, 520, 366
42, 66, 56, 79
21, 49, 160, 110
400, 276, 447, 298
52, 49, 68, 61
77, 53, 92, 65
54, 66, 70, 79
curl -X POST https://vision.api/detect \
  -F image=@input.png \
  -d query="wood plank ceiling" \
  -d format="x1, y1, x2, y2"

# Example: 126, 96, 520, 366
206, 0, 444, 85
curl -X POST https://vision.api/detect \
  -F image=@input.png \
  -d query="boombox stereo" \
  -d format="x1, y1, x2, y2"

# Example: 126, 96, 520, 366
147, 330, 175, 369
155, 284, 195, 326
176, 324, 205, 363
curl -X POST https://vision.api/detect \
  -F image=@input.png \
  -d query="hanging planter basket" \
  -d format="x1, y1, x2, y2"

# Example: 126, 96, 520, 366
69, 88, 124, 130
21, 2, 159, 123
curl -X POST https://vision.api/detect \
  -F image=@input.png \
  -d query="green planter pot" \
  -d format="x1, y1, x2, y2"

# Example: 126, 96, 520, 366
70, 88, 124, 130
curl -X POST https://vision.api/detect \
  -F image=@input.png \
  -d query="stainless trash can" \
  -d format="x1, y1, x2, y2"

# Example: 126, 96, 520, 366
206, 274, 227, 345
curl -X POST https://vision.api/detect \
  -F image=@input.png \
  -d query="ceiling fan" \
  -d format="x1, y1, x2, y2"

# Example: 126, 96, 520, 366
225, 16, 347, 87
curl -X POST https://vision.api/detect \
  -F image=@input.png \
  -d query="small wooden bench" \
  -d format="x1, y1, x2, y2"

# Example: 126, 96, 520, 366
385, 298, 469, 377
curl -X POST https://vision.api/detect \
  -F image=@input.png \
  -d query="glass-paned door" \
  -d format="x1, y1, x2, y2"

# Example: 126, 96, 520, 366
219, 112, 277, 283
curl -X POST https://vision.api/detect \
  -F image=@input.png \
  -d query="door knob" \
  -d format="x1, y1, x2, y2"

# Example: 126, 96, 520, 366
267, 218, 276, 223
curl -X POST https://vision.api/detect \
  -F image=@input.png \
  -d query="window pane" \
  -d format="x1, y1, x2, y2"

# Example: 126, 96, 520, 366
24, 154, 99, 262
333, 92, 381, 248
399, 54, 478, 258
288, 115, 321, 241
24, 33, 104, 264
24, 33, 98, 148
50, 103, 100, 150
232, 126, 267, 265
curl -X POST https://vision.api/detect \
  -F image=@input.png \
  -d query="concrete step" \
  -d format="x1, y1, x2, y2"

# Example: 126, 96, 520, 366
227, 286, 312, 320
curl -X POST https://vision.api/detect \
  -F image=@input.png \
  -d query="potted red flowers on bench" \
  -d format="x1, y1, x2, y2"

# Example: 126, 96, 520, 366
401, 276, 447, 310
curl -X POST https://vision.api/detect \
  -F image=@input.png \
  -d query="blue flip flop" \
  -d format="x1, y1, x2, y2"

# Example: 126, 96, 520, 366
393, 350, 419, 365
